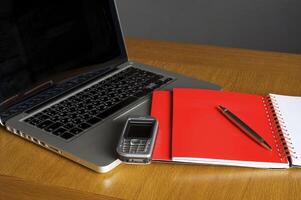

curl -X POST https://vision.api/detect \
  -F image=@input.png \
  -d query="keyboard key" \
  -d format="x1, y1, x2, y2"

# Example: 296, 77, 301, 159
88, 109, 98, 116
78, 123, 91, 130
68, 107, 77, 113
96, 105, 107, 112
96, 96, 137, 119
118, 93, 129, 99
33, 112, 43, 118
28, 118, 42, 125
50, 115, 61, 121
155, 80, 164, 86
24, 117, 33, 123
145, 83, 159, 90
44, 122, 63, 132
132, 88, 152, 98
72, 118, 85, 124
60, 118, 73, 123
80, 113, 91, 119
77, 109, 86, 114
37, 120, 53, 129
68, 113, 79, 119
85, 104, 95, 110
36, 114, 50, 121
164, 78, 173, 83
87, 117, 102, 125
64, 123, 76, 130
105, 101, 113, 107
70, 128, 83, 135
60, 132, 74, 140
53, 127, 67, 136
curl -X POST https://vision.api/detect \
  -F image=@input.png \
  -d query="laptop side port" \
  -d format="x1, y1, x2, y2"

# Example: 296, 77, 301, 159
26, 135, 32, 140
5, 126, 62, 155
13, 129, 19, 135
32, 138, 39, 143
48, 146, 62, 154
6, 126, 13, 132
39, 141, 47, 147
19, 132, 24, 137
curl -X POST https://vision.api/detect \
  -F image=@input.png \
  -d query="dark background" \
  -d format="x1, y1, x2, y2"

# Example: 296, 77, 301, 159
116, 0, 301, 53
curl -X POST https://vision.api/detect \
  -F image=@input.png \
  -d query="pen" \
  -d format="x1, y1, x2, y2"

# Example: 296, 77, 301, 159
217, 105, 272, 151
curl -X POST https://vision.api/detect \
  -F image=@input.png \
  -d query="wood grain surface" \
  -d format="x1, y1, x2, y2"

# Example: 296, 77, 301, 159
0, 175, 119, 200
1, 38, 301, 200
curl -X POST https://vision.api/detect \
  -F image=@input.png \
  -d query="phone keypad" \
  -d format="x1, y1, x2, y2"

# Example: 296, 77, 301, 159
122, 139, 150, 153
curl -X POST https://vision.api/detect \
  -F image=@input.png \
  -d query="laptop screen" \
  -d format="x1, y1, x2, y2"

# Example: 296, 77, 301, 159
0, 0, 126, 107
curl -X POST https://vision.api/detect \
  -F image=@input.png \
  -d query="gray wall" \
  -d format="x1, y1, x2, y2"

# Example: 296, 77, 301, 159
116, 0, 301, 53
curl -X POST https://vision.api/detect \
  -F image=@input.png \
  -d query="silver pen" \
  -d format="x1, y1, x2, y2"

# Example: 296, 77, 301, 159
217, 105, 272, 151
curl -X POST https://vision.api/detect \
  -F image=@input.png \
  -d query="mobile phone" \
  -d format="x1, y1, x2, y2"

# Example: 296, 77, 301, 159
116, 116, 159, 164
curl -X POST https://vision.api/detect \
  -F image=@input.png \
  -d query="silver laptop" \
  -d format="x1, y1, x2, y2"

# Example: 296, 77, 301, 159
0, 0, 220, 173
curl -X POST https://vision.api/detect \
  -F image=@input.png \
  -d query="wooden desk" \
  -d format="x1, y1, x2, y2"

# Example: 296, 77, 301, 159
1, 38, 301, 200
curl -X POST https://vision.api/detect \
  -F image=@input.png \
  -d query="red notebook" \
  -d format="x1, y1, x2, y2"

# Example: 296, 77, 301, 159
172, 88, 289, 168
151, 91, 172, 161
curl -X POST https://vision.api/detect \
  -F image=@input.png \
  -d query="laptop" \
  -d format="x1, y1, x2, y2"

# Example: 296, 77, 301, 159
0, 0, 220, 173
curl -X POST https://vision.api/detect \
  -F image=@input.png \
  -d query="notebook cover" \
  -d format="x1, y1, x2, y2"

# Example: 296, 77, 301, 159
151, 91, 172, 161
172, 88, 288, 166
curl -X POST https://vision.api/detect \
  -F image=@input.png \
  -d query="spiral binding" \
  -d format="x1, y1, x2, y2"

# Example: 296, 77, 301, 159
262, 95, 297, 162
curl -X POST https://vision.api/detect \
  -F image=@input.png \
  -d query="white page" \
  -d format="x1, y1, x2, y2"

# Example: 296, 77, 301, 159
270, 94, 301, 166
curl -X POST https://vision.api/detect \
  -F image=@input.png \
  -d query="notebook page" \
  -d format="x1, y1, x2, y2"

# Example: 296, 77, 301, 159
270, 94, 301, 166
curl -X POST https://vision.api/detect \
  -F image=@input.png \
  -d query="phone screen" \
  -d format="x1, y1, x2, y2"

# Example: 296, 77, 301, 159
124, 122, 154, 138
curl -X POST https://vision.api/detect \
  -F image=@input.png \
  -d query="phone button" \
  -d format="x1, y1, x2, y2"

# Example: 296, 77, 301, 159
129, 149, 137, 153
140, 140, 147, 145
123, 139, 130, 145
130, 139, 140, 145
137, 148, 145, 152
130, 145, 138, 151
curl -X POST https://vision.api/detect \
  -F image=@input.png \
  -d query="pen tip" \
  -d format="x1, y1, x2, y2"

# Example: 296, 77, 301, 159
217, 105, 226, 111
263, 141, 272, 151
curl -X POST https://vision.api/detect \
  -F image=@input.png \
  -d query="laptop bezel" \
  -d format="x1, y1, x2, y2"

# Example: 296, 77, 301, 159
107, 0, 128, 64
0, 0, 128, 123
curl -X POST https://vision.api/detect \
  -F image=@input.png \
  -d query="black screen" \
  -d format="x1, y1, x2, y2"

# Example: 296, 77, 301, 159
0, 0, 126, 106
125, 122, 154, 139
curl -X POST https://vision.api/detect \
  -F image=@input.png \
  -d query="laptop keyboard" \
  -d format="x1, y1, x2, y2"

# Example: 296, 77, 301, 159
24, 67, 173, 140
0, 66, 116, 122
